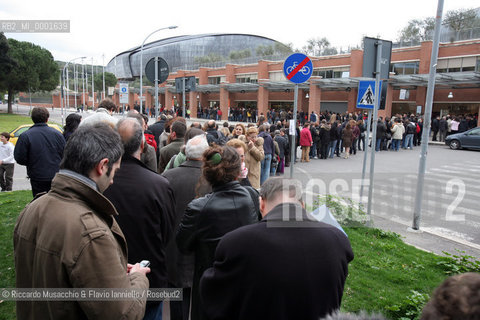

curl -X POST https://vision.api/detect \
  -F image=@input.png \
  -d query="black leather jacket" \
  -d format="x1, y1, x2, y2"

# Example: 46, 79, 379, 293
176, 180, 258, 320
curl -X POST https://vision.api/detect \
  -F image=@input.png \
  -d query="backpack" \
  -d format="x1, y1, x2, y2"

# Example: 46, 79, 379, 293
416, 123, 421, 134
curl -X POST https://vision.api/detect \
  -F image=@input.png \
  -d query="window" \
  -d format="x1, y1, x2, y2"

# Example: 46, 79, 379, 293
436, 56, 479, 73
468, 128, 480, 136
14, 127, 29, 137
208, 76, 222, 85
391, 62, 419, 75
269, 71, 287, 81
404, 63, 418, 75
313, 67, 349, 79
236, 73, 258, 84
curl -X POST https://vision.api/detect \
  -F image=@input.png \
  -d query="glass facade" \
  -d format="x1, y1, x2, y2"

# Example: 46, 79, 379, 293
106, 34, 289, 80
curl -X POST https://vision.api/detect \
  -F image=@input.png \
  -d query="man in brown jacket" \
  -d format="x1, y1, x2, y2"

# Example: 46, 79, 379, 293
14, 123, 150, 320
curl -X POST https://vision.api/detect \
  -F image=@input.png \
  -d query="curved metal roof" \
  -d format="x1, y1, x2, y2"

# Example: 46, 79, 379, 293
106, 33, 290, 80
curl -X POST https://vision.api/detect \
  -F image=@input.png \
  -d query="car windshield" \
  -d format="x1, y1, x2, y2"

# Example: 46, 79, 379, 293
466, 128, 480, 135
14, 127, 30, 136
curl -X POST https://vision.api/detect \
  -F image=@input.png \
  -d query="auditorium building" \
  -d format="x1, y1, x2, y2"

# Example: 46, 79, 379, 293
57, 33, 480, 121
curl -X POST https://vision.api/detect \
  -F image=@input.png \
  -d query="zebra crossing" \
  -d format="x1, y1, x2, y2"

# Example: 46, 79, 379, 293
369, 160, 480, 245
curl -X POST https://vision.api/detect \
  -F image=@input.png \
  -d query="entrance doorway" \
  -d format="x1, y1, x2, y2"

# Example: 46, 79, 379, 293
230, 101, 257, 122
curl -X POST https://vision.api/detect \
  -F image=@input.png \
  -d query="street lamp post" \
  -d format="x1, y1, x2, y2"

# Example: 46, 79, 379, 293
62, 56, 86, 125
139, 25, 177, 114
73, 63, 77, 111
82, 58, 85, 110
91, 58, 95, 109
102, 54, 106, 100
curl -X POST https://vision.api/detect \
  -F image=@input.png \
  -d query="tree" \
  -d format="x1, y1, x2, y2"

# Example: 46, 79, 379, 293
301, 37, 337, 56
194, 53, 224, 65
94, 72, 117, 95
229, 49, 252, 60
443, 8, 480, 32
398, 8, 480, 43
274, 42, 294, 55
255, 45, 274, 57
0, 33, 17, 104
398, 18, 435, 42
0, 37, 59, 113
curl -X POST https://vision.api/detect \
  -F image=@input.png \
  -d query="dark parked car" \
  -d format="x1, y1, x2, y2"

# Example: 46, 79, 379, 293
445, 127, 480, 150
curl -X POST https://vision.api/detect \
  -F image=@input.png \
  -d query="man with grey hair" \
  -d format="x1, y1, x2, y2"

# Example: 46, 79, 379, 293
14, 123, 150, 319
162, 134, 211, 320
126, 111, 157, 172
104, 118, 175, 320
200, 177, 354, 320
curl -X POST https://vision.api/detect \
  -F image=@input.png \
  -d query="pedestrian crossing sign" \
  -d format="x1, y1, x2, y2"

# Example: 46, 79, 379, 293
357, 80, 382, 109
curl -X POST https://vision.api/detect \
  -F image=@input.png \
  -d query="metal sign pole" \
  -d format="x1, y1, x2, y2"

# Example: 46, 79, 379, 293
367, 40, 383, 216
360, 109, 372, 202
412, 0, 444, 230
155, 57, 159, 119
290, 84, 299, 179
182, 77, 186, 118
60, 70, 64, 126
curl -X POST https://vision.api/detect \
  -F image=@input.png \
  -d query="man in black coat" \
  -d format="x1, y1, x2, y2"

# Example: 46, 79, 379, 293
14, 107, 65, 196
148, 113, 167, 147
162, 135, 211, 320
200, 177, 354, 320
431, 116, 440, 141
438, 116, 448, 142
375, 118, 387, 151
104, 118, 176, 319
274, 129, 288, 175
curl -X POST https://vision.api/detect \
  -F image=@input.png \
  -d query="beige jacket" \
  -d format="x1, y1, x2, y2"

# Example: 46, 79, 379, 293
240, 136, 264, 189
14, 172, 149, 320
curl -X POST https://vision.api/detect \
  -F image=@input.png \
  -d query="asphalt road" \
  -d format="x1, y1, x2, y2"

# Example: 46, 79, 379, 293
3, 103, 480, 257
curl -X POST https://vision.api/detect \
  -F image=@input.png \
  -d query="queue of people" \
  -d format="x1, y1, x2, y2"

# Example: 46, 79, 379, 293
10, 103, 354, 320
10, 103, 479, 320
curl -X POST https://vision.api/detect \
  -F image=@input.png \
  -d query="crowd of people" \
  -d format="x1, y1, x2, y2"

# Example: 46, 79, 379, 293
8, 101, 480, 320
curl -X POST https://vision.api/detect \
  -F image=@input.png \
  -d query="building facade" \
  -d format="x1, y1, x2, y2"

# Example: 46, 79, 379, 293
108, 38, 479, 122
47, 35, 479, 124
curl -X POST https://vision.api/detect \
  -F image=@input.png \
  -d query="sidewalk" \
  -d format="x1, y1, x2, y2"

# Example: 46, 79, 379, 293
372, 214, 480, 258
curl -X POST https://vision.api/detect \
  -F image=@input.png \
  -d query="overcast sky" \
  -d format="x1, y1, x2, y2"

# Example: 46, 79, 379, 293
1, 0, 479, 65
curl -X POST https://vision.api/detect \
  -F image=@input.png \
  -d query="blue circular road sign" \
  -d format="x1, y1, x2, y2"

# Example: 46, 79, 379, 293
283, 53, 313, 84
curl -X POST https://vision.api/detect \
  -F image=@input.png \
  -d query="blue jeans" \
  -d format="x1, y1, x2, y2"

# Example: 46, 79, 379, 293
271, 159, 278, 176
392, 139, 401, 151
144, 302, 163, 320
260, 154, 272, 185
376, 138, 382, 151
310, 143, 317, 158
329, 140, 338, 158
404, 134, 414, 149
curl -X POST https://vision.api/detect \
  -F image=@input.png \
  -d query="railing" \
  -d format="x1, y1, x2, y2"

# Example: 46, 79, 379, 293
393, 27, 480, 48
